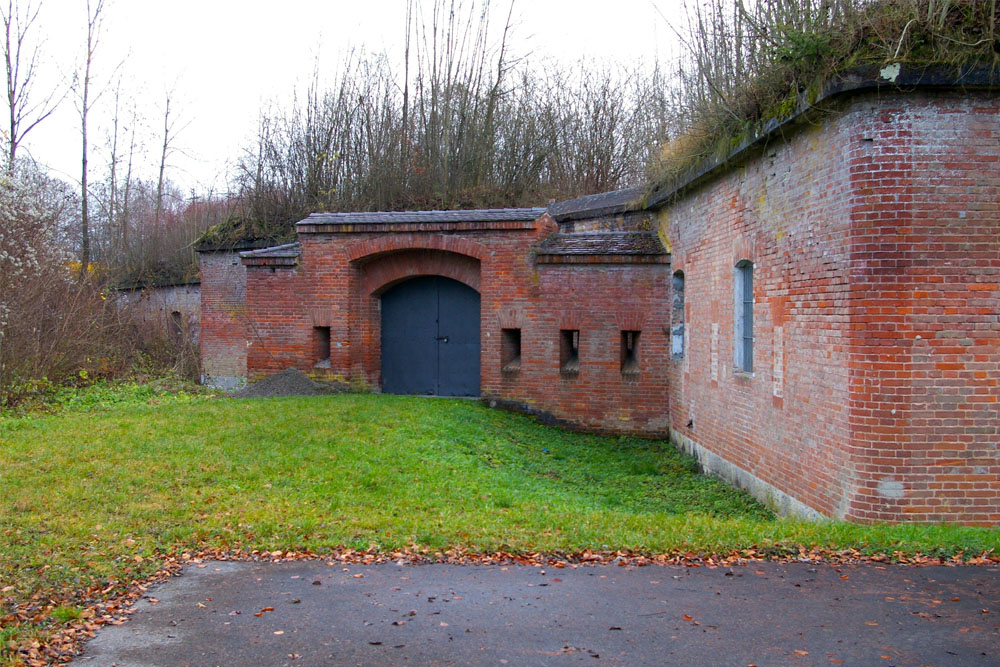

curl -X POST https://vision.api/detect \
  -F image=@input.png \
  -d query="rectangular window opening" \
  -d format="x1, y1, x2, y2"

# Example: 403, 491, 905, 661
501, 328, 521, 374
314, 326, 331, 367
734, 261, 754, 373
560, 329, 580, 375
671, 272, 685, 358
620, 330, 640, 376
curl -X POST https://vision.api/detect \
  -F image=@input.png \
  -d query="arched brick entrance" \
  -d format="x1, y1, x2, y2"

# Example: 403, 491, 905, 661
352, 247, 483, 394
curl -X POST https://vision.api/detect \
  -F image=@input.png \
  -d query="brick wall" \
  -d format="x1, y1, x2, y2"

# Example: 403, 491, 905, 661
663, 90, 999, 524
844, 91, 1000, 523
485, 262, 670, 434
199, 251, 249, 390
205, 86, 998, 524
240, 215, 670, 434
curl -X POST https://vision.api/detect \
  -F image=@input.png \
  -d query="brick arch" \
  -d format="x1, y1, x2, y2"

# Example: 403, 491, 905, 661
346, 233, 488, 263
359, 249, 481, 296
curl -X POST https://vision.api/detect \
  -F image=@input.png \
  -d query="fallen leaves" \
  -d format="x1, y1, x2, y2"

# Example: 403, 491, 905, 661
4, 544, 999, 665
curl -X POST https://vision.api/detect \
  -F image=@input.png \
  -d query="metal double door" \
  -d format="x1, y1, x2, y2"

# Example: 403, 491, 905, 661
380, 276, 481, 397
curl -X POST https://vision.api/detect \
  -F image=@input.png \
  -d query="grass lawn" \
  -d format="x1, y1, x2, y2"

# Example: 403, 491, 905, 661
1, 384, 998, 659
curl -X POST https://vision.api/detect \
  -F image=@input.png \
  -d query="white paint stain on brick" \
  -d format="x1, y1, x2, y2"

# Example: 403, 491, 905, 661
877, 477, 905, 500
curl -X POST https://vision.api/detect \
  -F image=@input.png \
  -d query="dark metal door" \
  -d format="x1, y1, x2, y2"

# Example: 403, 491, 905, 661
380, 276, 480, 396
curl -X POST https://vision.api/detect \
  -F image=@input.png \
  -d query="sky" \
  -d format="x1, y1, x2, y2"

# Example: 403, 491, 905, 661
23, 0, 686, 195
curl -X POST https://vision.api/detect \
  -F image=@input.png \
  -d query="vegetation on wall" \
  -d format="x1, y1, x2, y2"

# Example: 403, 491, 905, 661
648, 0, 999, 191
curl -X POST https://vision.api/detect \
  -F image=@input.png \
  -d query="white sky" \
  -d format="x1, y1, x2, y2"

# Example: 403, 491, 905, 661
24, 0, 686, 195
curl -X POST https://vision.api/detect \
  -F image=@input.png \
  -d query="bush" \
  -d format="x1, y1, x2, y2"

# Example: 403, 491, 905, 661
0, 161, 140, 406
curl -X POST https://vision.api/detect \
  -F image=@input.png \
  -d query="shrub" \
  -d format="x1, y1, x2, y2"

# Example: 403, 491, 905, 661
0, 161, 139, 406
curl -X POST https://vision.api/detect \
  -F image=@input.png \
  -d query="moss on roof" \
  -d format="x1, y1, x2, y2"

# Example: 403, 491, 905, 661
195, 214, 298, 252
645, 0, 1000, 200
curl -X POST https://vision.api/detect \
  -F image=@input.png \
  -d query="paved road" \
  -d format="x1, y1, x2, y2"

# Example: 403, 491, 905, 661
80, 560, 999, 666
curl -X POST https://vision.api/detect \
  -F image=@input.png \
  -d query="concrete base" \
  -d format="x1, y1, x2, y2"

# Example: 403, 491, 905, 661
200, 375, 247, 392
670, 427, 826, 521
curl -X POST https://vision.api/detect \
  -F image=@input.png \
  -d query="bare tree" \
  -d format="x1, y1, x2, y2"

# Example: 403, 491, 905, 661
154, 91, 176, 237
1, 0, 61, 168
77, 0, 105, 273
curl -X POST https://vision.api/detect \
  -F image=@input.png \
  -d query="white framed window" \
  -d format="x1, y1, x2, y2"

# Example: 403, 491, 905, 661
734, 260, 753, 373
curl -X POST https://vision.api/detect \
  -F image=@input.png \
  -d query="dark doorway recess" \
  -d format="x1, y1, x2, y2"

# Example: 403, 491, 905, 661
380, 275, 481, 397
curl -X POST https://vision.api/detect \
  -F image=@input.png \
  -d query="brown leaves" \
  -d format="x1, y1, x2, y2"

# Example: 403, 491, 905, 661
6, 544, 1000, 665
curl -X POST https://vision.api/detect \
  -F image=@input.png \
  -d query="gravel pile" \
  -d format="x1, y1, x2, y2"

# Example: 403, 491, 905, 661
231, 368, 331, 398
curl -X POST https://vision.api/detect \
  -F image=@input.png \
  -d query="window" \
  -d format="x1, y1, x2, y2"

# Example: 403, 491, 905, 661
734, 261, 753, 372
314, 326, 331, 366
501, 328, 521, 373
560, 329, 580, 375
621, 330, 640, 376
672, 271, 685, 357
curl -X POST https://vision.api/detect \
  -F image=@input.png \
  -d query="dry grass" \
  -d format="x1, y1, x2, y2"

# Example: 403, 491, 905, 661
648, 0, 999, 189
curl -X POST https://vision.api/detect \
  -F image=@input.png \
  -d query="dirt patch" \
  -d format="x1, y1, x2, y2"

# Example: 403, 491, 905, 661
231, 368, 337, 399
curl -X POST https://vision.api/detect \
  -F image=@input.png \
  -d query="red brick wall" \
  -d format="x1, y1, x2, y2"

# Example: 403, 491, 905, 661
216, 87, 999, 523
484, 263, 670, 434
664, 110, 856, 519
199, 252, 249, 390
244, 263, 311, 379
844, 92, 1000, 523
664, 90, 999, 524
240, 216, 670, 434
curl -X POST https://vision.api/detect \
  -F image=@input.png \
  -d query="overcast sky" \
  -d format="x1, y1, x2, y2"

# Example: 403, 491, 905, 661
24, 0, 685, 195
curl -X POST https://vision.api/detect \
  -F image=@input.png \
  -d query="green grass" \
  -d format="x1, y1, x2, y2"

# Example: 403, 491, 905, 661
1, 384, 997, 657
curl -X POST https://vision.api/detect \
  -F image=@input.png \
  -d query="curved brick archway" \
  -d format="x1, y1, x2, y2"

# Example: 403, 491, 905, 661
346, 233, 488, 264
357, 249, 481, 296
352, 248, 482, 393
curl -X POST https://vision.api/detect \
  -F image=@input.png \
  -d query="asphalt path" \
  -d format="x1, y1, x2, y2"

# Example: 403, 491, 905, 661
79, 560, 999, 666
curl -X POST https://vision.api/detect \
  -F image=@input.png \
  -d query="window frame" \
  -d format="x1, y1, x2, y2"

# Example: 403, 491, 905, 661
314, 326, 332, 366
620, 330, 641, 376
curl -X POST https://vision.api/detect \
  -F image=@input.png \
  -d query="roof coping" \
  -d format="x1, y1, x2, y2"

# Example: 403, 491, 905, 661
297, 208, 546, 226
547, 187, 645, 222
